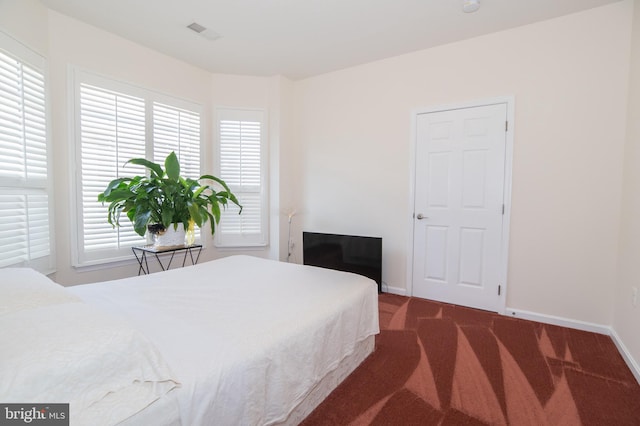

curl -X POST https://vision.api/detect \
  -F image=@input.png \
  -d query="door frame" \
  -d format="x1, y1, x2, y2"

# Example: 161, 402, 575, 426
406, 96, 515, 314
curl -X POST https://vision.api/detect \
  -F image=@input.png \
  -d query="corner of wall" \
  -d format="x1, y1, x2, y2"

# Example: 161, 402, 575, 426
612, 0, 640, 385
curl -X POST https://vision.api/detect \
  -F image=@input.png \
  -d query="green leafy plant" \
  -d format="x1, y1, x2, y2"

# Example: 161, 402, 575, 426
98, 151, 242, 237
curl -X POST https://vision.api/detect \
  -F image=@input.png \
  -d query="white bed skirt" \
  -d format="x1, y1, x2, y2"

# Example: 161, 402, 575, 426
124, 335, 375, 426
280, 335, 375, 425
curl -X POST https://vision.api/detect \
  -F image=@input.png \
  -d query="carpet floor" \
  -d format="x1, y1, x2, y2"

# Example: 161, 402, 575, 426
301, 293, 640, 425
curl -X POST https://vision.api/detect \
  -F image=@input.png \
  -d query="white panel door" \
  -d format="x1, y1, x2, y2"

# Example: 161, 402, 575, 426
412, 103, 507, 312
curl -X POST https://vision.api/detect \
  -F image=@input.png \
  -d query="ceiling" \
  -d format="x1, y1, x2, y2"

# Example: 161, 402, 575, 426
39, 0, 621, 80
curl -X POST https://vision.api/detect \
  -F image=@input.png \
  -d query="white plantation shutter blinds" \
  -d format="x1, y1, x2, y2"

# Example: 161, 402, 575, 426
78, 83, 146, 263
74, 71, 202, 265
152, 103, 201, 239
0, 193, 49, 267
0, 43, 52, 272
216, 109, 267, 247
153, 103, 200, 179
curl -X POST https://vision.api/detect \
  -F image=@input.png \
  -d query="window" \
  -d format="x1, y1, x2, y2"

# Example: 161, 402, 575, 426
215, 108, 267, 247
0, 34, 53, 273
73, 71, 201, 266
153, 102, 201, 178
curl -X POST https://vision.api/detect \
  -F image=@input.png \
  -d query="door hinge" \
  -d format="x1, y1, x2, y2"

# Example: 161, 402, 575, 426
502, 204, 505, 215
498, 285, 501, 296
505, 121, 508, 132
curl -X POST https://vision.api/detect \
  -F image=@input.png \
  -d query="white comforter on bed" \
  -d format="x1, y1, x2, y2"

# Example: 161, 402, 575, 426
0, 268, 179, 426
68, 255, 380, 426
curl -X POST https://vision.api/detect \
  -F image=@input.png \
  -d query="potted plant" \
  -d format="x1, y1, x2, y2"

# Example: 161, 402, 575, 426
97, 151, 242, 246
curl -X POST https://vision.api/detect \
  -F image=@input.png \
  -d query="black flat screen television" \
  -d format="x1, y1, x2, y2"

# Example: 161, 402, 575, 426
303, 231, 382, 293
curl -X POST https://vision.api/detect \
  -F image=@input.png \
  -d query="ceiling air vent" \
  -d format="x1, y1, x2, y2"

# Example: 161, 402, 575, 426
186, 22, 221, 41
187, 22, 207, 33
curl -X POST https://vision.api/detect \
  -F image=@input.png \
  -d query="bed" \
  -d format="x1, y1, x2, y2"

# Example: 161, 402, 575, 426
0, 255, 380, 425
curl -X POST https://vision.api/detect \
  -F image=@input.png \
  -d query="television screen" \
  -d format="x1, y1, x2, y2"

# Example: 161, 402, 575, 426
303, 231, 382, 292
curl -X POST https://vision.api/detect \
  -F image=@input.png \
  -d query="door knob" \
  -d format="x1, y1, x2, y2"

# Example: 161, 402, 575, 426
416, 213, 428, 220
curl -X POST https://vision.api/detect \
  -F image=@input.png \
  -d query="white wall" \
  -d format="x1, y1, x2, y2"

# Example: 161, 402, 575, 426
291, 1, 633, 327
0, 0, 47, 56
615, 0, 640, 376
268, 76, 297, 263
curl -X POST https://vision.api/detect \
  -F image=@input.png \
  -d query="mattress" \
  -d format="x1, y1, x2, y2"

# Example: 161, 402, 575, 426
68, 255, 380, 425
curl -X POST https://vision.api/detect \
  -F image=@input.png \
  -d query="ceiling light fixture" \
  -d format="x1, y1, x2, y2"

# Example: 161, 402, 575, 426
186, 22, 222, 41
462, 0, 481, 13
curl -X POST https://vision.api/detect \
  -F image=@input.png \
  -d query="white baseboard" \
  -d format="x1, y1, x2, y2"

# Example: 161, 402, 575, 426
610, 328, 640, 385
381, 283, 406, 296
505, 307, 611, 335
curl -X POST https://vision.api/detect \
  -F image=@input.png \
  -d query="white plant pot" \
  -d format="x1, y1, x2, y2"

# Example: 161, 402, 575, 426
154, 223, 185, 247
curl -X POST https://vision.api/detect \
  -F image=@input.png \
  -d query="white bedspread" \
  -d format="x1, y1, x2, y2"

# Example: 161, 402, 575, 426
68, 255, 379, 426
0, 268, 179, 426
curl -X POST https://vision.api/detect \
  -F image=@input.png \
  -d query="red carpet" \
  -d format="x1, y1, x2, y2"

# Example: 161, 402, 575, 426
301, 294, 640, 425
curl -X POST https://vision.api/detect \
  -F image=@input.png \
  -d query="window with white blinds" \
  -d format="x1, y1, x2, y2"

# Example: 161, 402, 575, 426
0, 37, 53, 273
215, 108, 267, 247
73, 71, 201, 266
153, 103, 201, 179
78, 83, 147, 261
